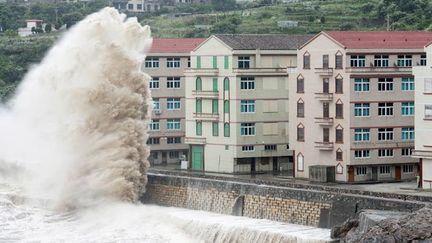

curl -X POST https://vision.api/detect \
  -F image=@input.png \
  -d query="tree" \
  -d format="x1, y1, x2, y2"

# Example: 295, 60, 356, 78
61, 12, 84, 29
44, 23, 52, 33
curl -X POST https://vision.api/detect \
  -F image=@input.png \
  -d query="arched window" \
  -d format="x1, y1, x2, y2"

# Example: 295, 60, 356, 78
335, 125, 343, 143
335, 51, 343, 69
303, 52, 310, 69
297, 153, 304, 172
297, 74, 304, 93
224, 77, 230, 91
335, 99, 343, 119
297, 123, 305, 141
335, 74, 343, 94
297, 98, 304, 118
196, 77, 202, 91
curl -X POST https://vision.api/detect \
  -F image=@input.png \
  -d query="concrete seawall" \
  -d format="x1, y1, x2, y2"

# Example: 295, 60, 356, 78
142, 171, 430, 228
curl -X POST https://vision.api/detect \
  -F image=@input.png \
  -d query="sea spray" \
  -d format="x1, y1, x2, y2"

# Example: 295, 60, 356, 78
0, 7, 152, 208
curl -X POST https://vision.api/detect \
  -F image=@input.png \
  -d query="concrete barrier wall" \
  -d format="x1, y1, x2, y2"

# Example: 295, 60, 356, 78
142, 172, 428, 228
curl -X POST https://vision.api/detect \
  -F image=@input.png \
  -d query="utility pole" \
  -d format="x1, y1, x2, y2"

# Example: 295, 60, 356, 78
386, 13, 390, 31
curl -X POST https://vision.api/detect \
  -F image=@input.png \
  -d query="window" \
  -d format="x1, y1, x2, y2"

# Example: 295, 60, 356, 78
242, 145, 254, 152
401, 78, 414, 91
224, 77, 230, 91
167, 119, 181, 130
167, 57, 180, 68
152, 99, 160, 110
374, 55, 389, 67
196, 77, 202, 91
402, 148, 413, 157
323, 102, 329, 118
147, 137, 160, 145
169, 151, 179, 159
401, 127, 414, 140
212, 56, 218, 68
188, 57, 191, 68
425, 78, 432, 93
151, 152, 158, 159
336, 150, 343, 161
303, 53, 310, 69
240, 77, 255, 90
378, 128, 393, 141
354, 103, 370, 117
196, 56, 201, 68
238, 56, 250, 69
196, 98, 202, 113
145, 57, 159, 68
378, 78, 393, 91
354, 78, 369, 92
335, 78, 343, 94
401, 102, 414, 116
128, 3, 133, 9
354, 129, 370, 141
297, 153, 304, 171
297, 76, 304, 93
212, 78, 218, 91
241, 100, 255, 113
224, 100, 229, 113
196, 121, 202, 135
167, 98, 181, 110
336, 127, 343, 143
240, 123, 255, 136
150, 78, 160, 89
425, 104, 432, 119
420, 54, 427, 66
137, 4, 142, 9
224, 55, 229, 69
323, 78, 329, 93
335, 54, 343, 69
167, 77, 181, 88
224, 123, 230, 137
350, 55, 366, 67
212, 122, 218, 136
336, 103, 343, 119
167, 137, 181, 144
212, 99, 218, 113
322, 54, 329, 68
379, 166, 391, 174
149, 119, 160, 131
264, 144, 277, 151
355, 150, 370, 159
378, 149, 393, 158
297, 125, 304, 141
356, 166, 367, 175
403, 164, 414, 173
297, 100, 304, 118
378, 103, 393, 116
397, 55, 412, 67
323, 128, 330, 142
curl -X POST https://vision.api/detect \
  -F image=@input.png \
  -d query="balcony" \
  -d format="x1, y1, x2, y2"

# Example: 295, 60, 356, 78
314, 117, 334, 126
185, 137, 206, 145
314, 92, 333, 101
193, 112, 219, 121
345, 66, 412, 75
185, 68, 219, 76
232, 67, 288, 76
192, 90, 219, 99
314, 68, 333, 76
314, 142, 334, 151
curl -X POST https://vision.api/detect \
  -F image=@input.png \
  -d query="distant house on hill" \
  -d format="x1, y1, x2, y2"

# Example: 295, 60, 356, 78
112, 0, 161, 12
18, 19, 43, 37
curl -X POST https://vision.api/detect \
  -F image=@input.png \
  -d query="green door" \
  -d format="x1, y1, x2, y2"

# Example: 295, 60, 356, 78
191, 145, 204, 170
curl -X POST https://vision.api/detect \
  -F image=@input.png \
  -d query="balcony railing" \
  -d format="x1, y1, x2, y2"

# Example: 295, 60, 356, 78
314, 92, 333, 101
314, 142, 334, 151
346, 66, 412, 74
193, 112, 219, 121
192, 90, 219, 98
232, 67, 288, 76
314, 117, 334, 126
185, 137, 206, 145
185, 68, 219, 76
314, 68, 334, 76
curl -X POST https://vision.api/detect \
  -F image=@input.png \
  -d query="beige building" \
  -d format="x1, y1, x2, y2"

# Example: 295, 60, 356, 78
144, 38, 205, 165
113, 0, 161, 12
290, 31, 432, 182
184, 34, 312, 173
413, 43, 432, 188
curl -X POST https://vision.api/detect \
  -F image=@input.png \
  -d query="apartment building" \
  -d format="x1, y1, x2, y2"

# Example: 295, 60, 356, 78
144, 38, 205, 165
289, 31, 432, 182
185, 34, 312, 173
413, 43, 432, 188
113, 0, 161, 12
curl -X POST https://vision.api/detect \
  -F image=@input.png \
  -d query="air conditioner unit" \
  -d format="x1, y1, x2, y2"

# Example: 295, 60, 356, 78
154, 110, 162, 115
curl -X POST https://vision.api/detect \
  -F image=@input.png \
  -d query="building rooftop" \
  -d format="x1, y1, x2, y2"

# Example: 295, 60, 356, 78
326, 31, 432, 49
149, 38, 206, 53
215, 34, 314, 50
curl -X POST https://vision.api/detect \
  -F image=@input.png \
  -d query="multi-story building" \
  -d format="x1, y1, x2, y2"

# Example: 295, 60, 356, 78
184, 34, 312, 173
113, 0, 161, 12
413, 42, 432, 188
144, 38, 205, 165
290, 31, 432, 182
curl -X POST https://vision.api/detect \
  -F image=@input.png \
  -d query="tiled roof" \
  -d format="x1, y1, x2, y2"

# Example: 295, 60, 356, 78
215, 34, 314, 50
149, 38, 206, 53
325, 31, 432, 49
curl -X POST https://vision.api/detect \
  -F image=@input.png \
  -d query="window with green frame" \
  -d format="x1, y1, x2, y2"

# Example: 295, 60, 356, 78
196, 98, 202, 113
212, 99, 219, 113
196, 77, 202, 91
196, 56, 201, 69
196, 121, 202, 136
224, 77, 229, 91
224, 123, 230, 137
213, 56, 217, 68
213, 78, 218, 91
224, 56, 229, 69
212, 122, 219, 136
224, 100, 229, 113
